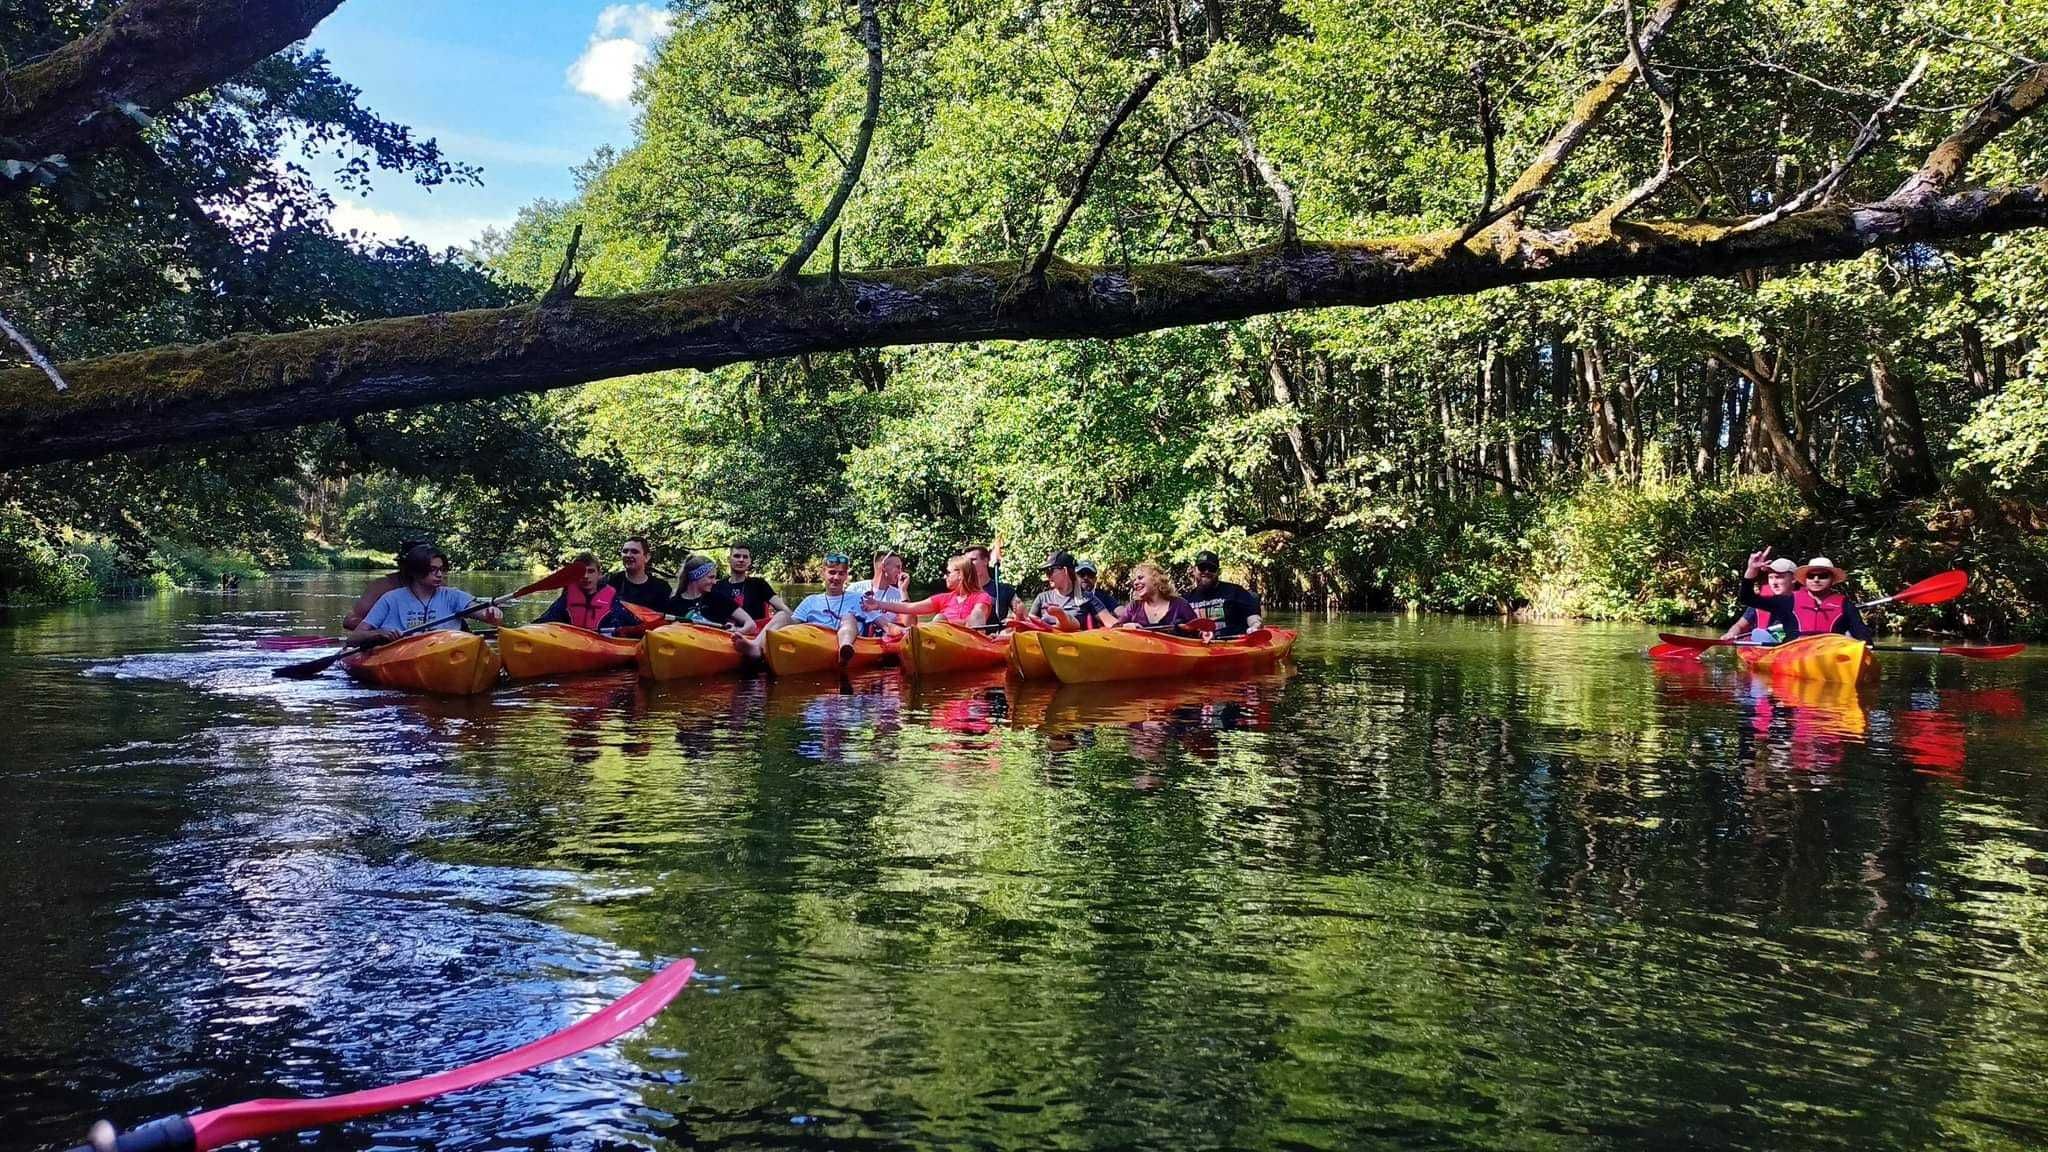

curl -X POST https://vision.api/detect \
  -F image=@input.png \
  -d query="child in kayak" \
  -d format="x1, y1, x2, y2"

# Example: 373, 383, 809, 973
1722, 556, 1796, 644
1737, 548, 1872, 641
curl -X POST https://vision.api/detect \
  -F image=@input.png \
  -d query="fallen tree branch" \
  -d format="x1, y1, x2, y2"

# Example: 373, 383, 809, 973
1890, 61, 2048, 203
1736, 53, 1928, 232
1025, 70, 1162, 283
773, 0, 883, 283
0, 0, 342, 190
0, 308, 67, 392
6, 180, 2048, 469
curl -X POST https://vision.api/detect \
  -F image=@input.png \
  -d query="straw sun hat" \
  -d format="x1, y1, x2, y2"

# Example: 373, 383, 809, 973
1793, 556, 1848, 582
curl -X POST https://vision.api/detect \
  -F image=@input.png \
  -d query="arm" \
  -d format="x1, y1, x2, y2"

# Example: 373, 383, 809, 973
346, 598, 399, 646
1839, 599, 1872, 641
965, 601, 991, 628
1243, 588, 1264, 633
729, 605, 756, 633
536, 594, 568, 625
342, 587, 383, 631
868, 594, 939, 618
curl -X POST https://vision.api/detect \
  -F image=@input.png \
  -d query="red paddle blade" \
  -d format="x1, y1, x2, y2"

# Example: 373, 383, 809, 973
1946, 643, 2024, 660
1654, 632, 1728, 651
188, 958, 695, 1150
1182, 617, 1219, 633
623, 602, 667, 627
1649, 642, 1704, 661
511, 562, 588, 601
1871, 569, 1968, 608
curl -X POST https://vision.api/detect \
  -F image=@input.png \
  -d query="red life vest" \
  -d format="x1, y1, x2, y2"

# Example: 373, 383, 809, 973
563, 583, 617, 631
1791, 589, 1846, 634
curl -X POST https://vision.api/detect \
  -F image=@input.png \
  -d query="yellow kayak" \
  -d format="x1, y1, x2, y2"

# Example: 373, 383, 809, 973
1040, 627, 1297, 684
1736, 633, 1877, 685
638, 621, 747, 680
762, 623, 891, 677
344, 630, 501, 695
1007, 630, 1056, 681
499, 623, 638, 680
900, 621, 1009, 678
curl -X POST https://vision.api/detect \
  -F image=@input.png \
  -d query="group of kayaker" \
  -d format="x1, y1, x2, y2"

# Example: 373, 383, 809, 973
1723, 547, 1872, 644
343, 538, 1266, 666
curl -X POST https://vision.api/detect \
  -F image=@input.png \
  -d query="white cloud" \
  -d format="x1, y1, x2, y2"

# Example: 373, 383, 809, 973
567, 4, 675, 108
328, 201, 515, 252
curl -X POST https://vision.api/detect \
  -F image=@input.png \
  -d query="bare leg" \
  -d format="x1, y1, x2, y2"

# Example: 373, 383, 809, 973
739, 610, 794, 661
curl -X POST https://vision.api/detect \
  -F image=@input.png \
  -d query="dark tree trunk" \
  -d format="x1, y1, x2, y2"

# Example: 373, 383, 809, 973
1871, 348, 1939, 496
1714, 350, 1841, 507
1694, 360, 1725, 480
1960, 323, 1993, 399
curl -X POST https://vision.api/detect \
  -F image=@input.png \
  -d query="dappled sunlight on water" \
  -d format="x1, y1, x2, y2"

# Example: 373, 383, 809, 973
3, 576, 2047, 1149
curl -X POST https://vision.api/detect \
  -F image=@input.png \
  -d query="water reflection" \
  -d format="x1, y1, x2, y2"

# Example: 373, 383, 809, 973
3, 582, 2045, 1151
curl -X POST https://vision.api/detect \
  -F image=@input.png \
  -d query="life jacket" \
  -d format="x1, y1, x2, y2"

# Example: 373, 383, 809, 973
563, 583, 617, 631
1792, 588, 1846, 635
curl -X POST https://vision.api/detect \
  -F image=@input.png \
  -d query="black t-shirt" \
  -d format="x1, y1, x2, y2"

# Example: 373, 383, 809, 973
717, 576, 778, 620
666, 585, 741, 626
990, 580, 1018, 620
608, 571, 673, 611
1184, 580, 1262, 637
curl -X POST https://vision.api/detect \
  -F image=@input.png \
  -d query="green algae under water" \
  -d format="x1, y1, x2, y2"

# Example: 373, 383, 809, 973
2, 572, 2046, 1150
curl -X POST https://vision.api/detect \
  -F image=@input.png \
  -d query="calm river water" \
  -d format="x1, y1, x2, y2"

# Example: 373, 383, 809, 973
2, 572, 2045, 1150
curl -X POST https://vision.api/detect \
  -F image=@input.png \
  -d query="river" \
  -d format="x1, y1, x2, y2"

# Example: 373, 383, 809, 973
2, 572, 2045, 1150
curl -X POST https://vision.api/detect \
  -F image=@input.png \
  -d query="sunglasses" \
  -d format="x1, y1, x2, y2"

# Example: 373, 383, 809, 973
824, 553, 850, 566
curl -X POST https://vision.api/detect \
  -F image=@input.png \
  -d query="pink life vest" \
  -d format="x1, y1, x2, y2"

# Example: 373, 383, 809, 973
563, 583, 617, 631
1791, 589, 1846, 634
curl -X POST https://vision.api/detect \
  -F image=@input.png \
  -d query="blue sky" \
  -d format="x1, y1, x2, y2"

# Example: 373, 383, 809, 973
303, 1, 671, 250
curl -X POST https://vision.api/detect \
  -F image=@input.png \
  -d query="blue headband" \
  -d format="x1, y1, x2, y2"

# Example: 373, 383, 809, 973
685, 560, 716, 583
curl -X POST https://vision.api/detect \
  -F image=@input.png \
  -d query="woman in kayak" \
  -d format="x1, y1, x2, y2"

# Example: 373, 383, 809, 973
1115, 560, 1198, 632
1722, 556, 1796, 643
1737, 548, 1872, 641
862, 554, 993, 628
664, 555, 756, 632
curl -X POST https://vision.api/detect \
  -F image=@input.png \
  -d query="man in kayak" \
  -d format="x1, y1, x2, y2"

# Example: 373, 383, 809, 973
1722, 557, 1796, 643
1184, 550, 1263, 637
348, 545, 502, 644
741, 552, 873, 665
537, 553, 628, 631
342, 538, 425, 630
1075, 559, 1118, 621
1016, 550, 1109, 629
1737, 548, 1872, 641
966, 544, 1017, 621
664, 554, 755, 632
607, 536, 672, 613
720, 544, 787, 627
848, 549, 907, 637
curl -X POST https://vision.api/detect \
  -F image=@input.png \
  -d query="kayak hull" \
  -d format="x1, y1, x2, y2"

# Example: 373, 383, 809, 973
638, 622, 747, 680
902, 621, 1009, 678
1007, 630, 1055, 681
345, 630, 501, 695
1041, 627, 1298, 684
1736, 633, 1877, 685
763, 623, 890, 677
500, 623, 638, 680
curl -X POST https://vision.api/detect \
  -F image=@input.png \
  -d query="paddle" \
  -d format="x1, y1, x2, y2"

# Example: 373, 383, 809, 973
66, 958, 694, 1152
1870, 642, 2025, 661
271, 563, 584, 680
1860, 569, 1967, 609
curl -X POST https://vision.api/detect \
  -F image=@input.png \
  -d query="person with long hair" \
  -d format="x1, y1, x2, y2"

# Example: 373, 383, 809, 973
1115, 560, 1198, 632
863, 554, 993, 628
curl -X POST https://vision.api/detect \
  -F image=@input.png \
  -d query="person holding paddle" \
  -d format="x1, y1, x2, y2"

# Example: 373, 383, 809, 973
347, 545, 501, 645
341, 538, 425, 630
536, 553, 628, 631
1737, 548, 1871, 641
1184, 550, 1263, 638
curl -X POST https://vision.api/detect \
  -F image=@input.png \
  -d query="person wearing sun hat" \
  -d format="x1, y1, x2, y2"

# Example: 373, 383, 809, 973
1736, 547, 1871, 641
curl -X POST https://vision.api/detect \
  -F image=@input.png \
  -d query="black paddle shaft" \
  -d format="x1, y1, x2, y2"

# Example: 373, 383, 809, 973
62, 1116, 194, 1152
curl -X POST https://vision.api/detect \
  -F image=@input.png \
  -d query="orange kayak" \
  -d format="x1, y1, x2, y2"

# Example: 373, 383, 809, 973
1007, 630, 1055, 680
638, 621, 747, 680
1736, 633, 1877, 685
344, 630, 501, 695
499, 623, 638, 680
1041, 627, 1297, 684
901, 621, 1009, 678
762, 623, 890, 677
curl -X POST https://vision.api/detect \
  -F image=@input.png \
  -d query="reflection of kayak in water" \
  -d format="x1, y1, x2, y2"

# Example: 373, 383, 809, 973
1737, 633, 1876, 685
1755, 674, 1869, 738
1037, 671, 1290, 734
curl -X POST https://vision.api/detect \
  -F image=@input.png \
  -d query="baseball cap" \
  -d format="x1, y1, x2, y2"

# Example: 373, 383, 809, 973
1042, 550, 1076, 571
1194, 550, 1221, 572
1075, 559, 1098, 575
